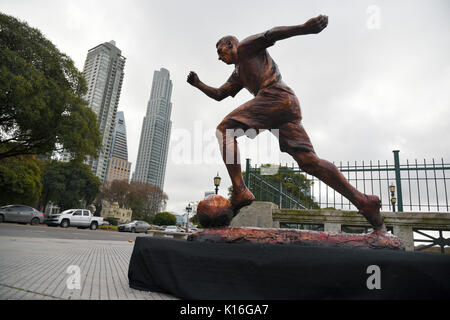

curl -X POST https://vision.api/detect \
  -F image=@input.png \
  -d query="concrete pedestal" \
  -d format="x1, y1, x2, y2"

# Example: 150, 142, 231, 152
230, 201, 279, 228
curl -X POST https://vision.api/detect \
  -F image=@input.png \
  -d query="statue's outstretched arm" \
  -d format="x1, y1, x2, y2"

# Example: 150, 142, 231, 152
238, 15, 328, 55
265, 15, 328, 42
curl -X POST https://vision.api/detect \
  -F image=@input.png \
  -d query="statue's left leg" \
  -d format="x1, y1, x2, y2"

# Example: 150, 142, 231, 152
216, 120, 255, 215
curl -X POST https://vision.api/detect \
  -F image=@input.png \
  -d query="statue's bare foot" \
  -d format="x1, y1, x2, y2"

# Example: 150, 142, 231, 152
372, 227, 387, 236
358, 195, 386, 232
230, 187, 255, 217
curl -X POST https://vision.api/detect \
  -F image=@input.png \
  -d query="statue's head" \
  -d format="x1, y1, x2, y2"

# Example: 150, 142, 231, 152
216, 35, 239, 65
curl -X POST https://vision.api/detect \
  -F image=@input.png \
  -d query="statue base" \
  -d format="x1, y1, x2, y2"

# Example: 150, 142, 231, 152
128, 237, 450, 300
187, 227, 405, 251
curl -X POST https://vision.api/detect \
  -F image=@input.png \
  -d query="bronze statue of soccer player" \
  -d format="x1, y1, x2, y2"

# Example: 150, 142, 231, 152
187, 15, 386, 232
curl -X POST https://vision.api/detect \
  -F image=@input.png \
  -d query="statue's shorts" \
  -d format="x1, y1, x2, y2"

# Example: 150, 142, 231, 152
218, 82, 316, 155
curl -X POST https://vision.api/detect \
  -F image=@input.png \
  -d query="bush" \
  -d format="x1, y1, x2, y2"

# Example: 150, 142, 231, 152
104, 217, 119, 226
141, 215, 154, 225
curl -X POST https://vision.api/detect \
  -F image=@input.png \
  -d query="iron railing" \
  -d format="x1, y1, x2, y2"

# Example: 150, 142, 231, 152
245, 150, 450, 212
414, 229, 450, 254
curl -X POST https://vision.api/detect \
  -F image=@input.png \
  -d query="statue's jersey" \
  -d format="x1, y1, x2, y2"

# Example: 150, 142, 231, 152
223, 32, 283, 97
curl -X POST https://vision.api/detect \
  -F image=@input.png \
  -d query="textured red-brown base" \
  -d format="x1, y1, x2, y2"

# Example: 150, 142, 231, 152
187, 227, 405, 251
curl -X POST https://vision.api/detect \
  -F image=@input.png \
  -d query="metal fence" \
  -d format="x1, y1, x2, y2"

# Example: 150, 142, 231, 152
245, 150, 450, 212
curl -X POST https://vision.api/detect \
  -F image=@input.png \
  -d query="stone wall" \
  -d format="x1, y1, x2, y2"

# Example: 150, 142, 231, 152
230, 201, 450, 252
273, 209, 450, 251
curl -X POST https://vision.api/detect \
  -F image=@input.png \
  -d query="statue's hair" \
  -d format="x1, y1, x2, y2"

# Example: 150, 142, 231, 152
216, 35, 239, 48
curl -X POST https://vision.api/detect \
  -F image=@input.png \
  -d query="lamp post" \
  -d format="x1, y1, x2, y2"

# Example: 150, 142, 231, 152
214, 172, 221, 195
283, 176, 292, 209
389, 183, 397, 212
185, 203, 192, 231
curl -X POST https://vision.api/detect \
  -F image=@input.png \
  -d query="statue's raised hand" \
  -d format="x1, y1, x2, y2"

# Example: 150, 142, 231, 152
304, 15, 328, 34
187, 71, 200, 87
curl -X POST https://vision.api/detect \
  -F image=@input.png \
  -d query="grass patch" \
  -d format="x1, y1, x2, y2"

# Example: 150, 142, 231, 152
98, 225, 118, 231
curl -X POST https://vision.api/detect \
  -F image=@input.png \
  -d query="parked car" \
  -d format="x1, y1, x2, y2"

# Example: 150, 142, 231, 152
118, 220, 150, 233
0, 205, 45, 225
46, 209, 104, 230
149, 224, 165, 231
164, 225, 186, 233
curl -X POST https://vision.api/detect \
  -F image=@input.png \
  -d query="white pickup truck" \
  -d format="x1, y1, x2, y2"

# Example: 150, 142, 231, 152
46, 209, 104, 230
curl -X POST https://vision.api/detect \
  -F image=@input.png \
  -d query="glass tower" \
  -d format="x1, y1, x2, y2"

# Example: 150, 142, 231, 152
82, 40, 126, 182
132, 68, 172, 192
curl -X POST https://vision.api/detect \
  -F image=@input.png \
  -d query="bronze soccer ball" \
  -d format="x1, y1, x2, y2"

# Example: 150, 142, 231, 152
197, 194, 233, 228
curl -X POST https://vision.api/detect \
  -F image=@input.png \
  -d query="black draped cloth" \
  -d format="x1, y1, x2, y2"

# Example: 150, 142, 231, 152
128, 237, 450, 300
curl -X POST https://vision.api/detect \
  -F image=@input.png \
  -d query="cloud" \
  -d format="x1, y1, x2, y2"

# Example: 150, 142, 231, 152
66, 4, 84, 30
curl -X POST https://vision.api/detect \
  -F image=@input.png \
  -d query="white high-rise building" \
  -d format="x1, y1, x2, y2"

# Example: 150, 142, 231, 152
82, 40, 126, 182
132, 68, 172, 191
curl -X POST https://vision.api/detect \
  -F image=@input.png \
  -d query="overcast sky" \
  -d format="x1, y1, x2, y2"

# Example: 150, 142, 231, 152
2, 0, 449, 214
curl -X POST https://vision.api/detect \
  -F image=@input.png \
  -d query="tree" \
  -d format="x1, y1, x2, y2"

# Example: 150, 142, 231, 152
0, 155, 42, 206
228, 165, 320, 209
39, 161, 101, 211
153, 212, 176, 226
96, 180, 130, 208
127, 182, 168, 219
0, 13, 101, 161
95, 180, 168, 220
189, 214, 203, 228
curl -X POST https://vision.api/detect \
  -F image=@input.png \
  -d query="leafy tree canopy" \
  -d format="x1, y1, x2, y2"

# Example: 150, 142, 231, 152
153, 212, 177, 226
0, 154, 42, 206
39, 160, 101, 211
0, 13, 101, 161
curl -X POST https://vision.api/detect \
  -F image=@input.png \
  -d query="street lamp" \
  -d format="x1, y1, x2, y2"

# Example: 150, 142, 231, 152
185, 203, 192, 231
214, 172, 221, 195
389, 183, 396, 212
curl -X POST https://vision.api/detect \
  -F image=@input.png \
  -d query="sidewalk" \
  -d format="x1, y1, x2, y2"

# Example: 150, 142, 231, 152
0, 236, 178, 300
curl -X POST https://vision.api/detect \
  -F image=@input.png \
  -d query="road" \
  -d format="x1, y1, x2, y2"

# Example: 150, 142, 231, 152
0, 222, 153, 242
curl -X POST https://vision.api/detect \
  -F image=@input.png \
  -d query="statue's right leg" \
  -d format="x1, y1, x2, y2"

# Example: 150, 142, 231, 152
277, 122, 386, 231
292, 151, 385, 231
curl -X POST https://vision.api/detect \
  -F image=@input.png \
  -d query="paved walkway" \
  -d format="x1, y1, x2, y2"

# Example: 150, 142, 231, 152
0, 236, 178, 300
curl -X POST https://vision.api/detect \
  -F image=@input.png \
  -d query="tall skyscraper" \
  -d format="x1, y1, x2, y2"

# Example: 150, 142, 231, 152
132, 68, 173, 192
105, 111, 132, 184
82, 40, 126, 182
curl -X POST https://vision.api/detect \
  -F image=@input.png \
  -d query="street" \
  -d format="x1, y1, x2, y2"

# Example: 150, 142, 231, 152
0, 222, 178, 300
0, 222, 153, 242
